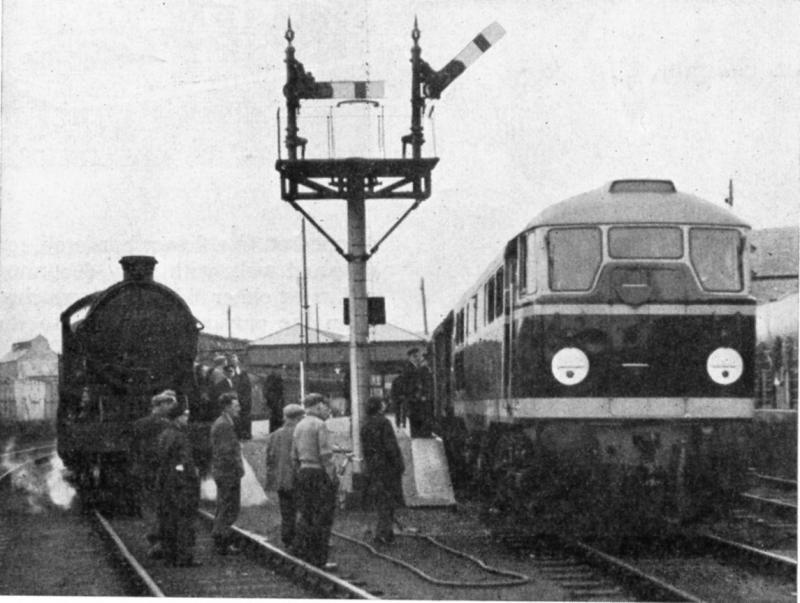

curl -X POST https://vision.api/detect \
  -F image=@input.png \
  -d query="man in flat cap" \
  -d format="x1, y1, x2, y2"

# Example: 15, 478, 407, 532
291, 393, 337, 570
156, 401, 200, 566
131, 389, 178, 557
265, 403, 305, 551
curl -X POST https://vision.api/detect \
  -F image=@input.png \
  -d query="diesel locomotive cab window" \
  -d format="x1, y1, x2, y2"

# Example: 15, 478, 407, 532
547, 227, 602, 291
608, 227, 682, 258
689, 228, 743, 291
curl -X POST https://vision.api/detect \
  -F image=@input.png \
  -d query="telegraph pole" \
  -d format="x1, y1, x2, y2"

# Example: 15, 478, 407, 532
275, 18, 503, 478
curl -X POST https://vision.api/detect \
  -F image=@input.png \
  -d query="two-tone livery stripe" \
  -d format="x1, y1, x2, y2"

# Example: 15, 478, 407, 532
454, 396, 754, 421
514, 302, 756, 317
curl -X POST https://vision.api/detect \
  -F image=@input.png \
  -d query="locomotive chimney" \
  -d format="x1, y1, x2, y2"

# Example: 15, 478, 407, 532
120, 256, 157, 282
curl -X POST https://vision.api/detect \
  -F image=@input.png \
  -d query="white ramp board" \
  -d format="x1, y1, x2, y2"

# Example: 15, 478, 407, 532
397, 431, 455, 507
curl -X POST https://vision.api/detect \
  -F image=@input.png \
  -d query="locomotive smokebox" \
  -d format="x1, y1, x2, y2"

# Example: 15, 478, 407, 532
119, 255, 157, 282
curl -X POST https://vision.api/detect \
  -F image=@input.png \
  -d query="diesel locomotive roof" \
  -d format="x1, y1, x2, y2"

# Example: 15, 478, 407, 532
525, 180, 750, 230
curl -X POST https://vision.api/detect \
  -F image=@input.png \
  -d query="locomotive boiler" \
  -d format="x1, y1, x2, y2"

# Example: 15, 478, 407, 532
431, 179, 755, 539
57, 256, 207, 511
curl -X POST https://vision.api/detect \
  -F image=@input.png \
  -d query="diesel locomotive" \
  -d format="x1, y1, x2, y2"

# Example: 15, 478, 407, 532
57, 256, 209, 511
431, 179, 755, 538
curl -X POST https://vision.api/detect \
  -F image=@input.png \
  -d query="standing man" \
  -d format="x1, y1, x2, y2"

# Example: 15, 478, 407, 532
292, 393, 337, 570
392, 348, 429, 436
265, 403, 305, 551
361, 397, 405, 544
131, 390, 177, 557
156, 402, 200, 567
416, 351, 435, 437
210, 392, 244, 555
264, 371, 285, 433
230, 354, 253, 441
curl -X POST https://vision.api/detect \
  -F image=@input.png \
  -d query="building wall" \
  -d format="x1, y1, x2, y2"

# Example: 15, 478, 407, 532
247, 340, 421, 413
0, 377, 58, 422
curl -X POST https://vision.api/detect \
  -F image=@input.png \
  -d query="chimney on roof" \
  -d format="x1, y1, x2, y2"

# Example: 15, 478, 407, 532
120, 256, 157, 282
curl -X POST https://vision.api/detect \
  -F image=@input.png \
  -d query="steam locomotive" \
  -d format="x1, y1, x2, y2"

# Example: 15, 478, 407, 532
431, 180, 755, 539
56, 256, 210, 511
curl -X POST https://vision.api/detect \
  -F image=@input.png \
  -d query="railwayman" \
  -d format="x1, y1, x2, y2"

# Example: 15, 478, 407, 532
291, 393, 338, 570
361, 397, 405, 545
392, 348, 433, 437
156, 402, 200, 567
230, 354, 253, 441
265, 403, 305, 551
210, 392, 244, 555
131, 389, 178, 558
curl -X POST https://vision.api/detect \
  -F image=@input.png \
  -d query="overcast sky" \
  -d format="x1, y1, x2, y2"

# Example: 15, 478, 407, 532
1, 0, 798, 355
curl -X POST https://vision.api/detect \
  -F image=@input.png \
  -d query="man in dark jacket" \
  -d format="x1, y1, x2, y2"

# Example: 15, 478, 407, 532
156, 402, 200, 567
392, 348, 433, 437
265, 403, 305, 550
131, 390, 177, 557
230, 354, 252, 440
210, 392, 244, 555
264, 371, 285, 433
360, 397, 405, 544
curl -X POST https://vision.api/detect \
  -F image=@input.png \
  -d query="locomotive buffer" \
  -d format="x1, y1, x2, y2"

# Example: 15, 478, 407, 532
275, 19, 503, 504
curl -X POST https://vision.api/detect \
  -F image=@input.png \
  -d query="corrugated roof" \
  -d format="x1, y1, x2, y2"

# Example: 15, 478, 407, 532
367, 323, 426, 343
249, 322, 426, 346
250, 323, 346, 346
750, 226, 799, 278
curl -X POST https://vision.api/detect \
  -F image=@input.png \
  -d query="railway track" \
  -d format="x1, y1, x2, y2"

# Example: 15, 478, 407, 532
501, 533, 697, 601
743, 473, 797, 520
2, 449, 374, 598
500, 527, 797, 602
99, 508, 378, 598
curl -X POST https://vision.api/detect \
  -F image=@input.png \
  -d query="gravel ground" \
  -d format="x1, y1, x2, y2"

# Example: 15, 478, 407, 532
234, 499, 569, 600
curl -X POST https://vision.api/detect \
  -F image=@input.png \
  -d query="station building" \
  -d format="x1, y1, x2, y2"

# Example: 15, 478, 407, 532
247, 322, 426, 415
0, 335, 59, 423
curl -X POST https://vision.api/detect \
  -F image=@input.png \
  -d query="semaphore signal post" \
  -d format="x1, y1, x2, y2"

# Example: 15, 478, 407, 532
275, 18, 503, 484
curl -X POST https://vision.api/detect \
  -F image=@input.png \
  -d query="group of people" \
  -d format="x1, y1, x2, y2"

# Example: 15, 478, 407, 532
265, 392, 405, 568
132, 376, 408, 570
391, 347, 435, 438
194, 354, 253, 440
131, 388, 247, 567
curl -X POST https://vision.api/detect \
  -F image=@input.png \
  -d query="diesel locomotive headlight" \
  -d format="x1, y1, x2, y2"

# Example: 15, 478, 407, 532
551, 347, 589, 385
706, 347, 743, 385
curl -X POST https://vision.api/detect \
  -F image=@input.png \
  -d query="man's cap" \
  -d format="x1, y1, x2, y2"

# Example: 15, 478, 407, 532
218, 392, 239, 407
407, 347, 420, 356
282, 403, 305, 418
152, 391, 176, 407
213, 355, 227, 365
366, 397, 383, 415
166, 401, 188, 419
302, 392, 328, 408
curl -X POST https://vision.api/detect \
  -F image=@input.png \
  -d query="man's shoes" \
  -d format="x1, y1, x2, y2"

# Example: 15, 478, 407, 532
225, 544, 242, 555
323, 562, 338, 572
